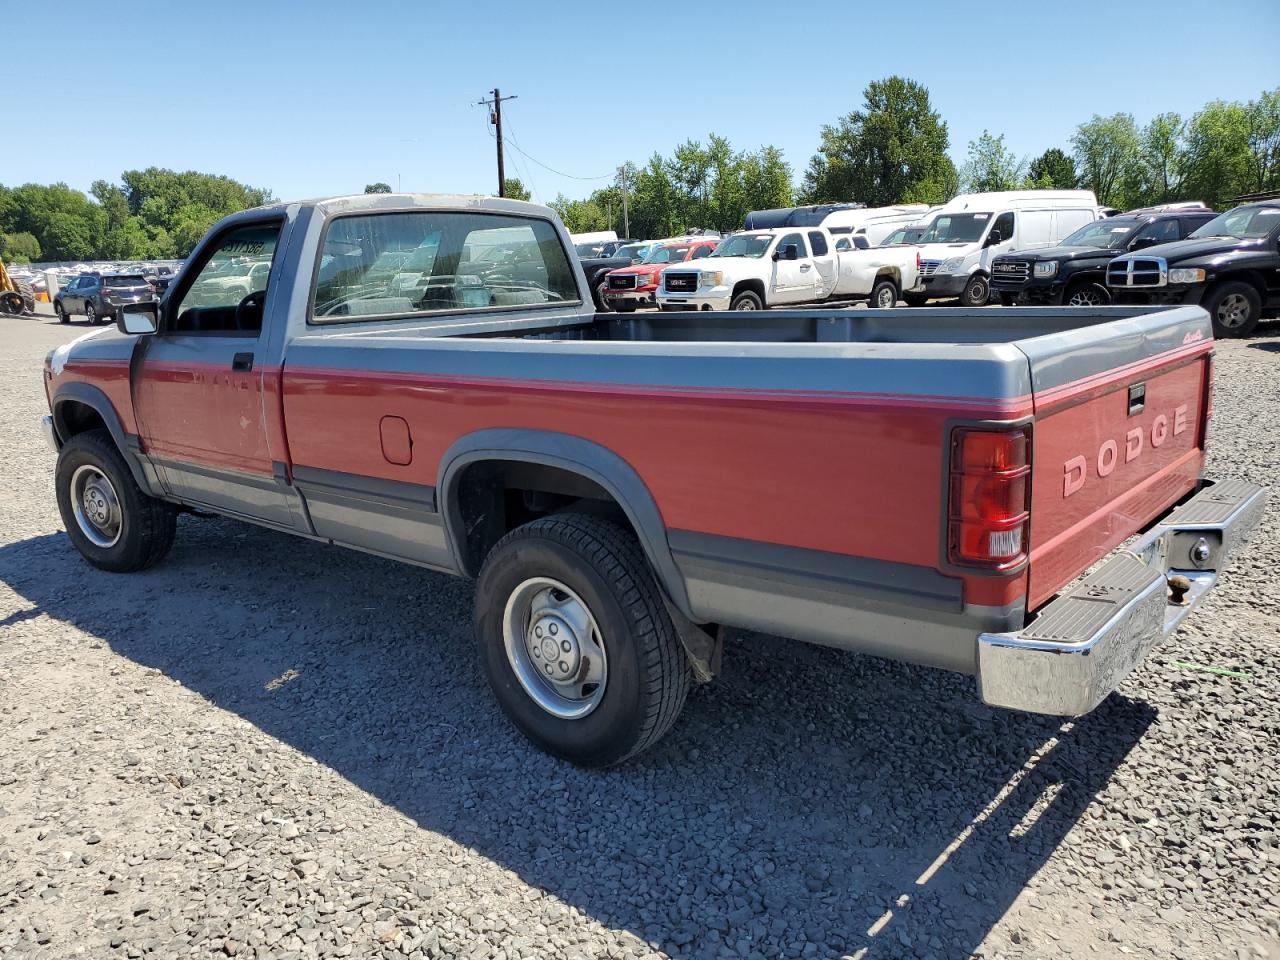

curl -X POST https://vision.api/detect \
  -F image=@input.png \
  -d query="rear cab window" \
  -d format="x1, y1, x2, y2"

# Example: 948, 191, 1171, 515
104, 275, 149, 288
312, 211, 580, 321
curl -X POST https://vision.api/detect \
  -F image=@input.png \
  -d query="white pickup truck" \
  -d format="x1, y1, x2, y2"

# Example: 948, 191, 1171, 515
655, 226, 922, 311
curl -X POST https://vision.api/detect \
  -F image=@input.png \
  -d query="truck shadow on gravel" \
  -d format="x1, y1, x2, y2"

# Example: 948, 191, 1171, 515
0, 519, 1157, 959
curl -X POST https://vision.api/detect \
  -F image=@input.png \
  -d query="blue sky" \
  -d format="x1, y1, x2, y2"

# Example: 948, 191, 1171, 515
4, 0, 1278, 205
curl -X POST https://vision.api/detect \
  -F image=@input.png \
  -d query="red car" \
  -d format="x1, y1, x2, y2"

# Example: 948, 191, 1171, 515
603, 239, 718, 311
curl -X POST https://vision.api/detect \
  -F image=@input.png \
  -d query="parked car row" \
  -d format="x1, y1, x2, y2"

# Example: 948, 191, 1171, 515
53, 272, 157, 325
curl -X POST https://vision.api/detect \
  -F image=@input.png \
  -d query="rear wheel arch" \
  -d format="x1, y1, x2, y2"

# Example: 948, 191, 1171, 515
438, 429, 693, 619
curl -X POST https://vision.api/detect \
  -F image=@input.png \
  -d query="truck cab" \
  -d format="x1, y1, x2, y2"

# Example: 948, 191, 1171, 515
1107, 200, 1280, 337
990, 205, 1216, 307
915, 190, 1102, 306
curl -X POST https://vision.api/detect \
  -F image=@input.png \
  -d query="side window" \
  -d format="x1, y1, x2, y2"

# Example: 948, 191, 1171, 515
170, 222, 281, 336
807, 231, 829, 256
834, 237, 852, 251
991, 212, 1016, 244
1054, 209, 1096, 240
313, 211, 578, 321
1136, 219, 1180, 245
1178, 217, 1213, 238
778, 232, 808, 257
691, 245, 713, 259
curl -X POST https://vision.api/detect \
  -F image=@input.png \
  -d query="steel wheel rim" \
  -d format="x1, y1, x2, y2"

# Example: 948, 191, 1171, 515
1068, 287, 1104, 307
968, 279, 987, 303
735, 300, 756, 310
876, 286, 895, 308
1217, 293, 1250, 329
502, 577, 608, 719
71, 464, 122, 548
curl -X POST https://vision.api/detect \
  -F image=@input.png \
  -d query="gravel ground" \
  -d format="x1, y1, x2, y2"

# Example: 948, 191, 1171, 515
1, 311, 1277, 960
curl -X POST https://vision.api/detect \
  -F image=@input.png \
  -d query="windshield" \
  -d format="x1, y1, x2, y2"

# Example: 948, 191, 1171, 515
1191, 205, 1280, 240
646, 245, 691, 264
921, 214, 991, 244
710, 234, 772, 259
104, 275, 149, 288
575, 243, 604, 257
1061, 219, 1138, 249
613, 243, 648, 262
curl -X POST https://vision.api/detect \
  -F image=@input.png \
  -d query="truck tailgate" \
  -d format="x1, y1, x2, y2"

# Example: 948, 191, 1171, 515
1022, 310, 1212, 610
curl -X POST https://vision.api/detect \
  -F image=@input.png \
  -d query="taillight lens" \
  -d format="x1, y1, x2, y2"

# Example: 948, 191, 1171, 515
1201, 352, 1214, 452
948, 427, 1031, 569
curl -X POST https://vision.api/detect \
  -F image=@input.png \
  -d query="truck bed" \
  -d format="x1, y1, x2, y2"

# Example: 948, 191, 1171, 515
283, 303, 1212, 669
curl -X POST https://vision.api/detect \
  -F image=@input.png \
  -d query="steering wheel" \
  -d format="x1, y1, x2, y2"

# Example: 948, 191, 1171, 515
234, 290, 266, 331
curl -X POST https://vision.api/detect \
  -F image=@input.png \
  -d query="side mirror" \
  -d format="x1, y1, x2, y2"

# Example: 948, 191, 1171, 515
1129, 235, 1159, 251
773, 244, 798, 261
984, 230, 1004, 247
117, 301, 158, 335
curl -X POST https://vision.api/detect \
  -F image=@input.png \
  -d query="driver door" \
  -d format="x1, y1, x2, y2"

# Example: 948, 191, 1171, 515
132, 219, 296, 527
771, 232, 812, 303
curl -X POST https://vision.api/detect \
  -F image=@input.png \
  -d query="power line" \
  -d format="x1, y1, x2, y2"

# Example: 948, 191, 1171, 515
501, 126, 615, 182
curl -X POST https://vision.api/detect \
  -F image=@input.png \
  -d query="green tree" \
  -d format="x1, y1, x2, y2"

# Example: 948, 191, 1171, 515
802, 76, 956, 205
1123, 113, 1187, 208
960, 131, 1026, 192
1244, 88, 1280, 194
1182, 100, 1253, 207
0, 231, 41, 263
1028, 148, 1078, 189
502, 178, 531, 201
1071, 113, 1140, 207
548, 195, 608, 233
364, 182, 392, 194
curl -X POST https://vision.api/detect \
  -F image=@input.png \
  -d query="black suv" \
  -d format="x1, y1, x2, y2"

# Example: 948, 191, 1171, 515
990, 205, 1216, 307
54, 272, 155, 325
1107, 201, 1280, 337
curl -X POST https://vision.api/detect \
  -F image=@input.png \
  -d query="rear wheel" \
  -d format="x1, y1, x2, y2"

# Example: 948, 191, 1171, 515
475, 513, 692, 766
960, 273, 990, 307
1205, 281, 1260, 338
870, 278, 899, 309
16, 277, 35, 315
84, 302, 97, 325
1065, 281, 1111, 307
55, 300, 70, 324
55, 429, 177, 572
730, 290, 762, 311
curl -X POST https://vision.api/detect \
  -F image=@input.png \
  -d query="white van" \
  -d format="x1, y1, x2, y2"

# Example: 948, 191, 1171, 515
914, 190, 1101, 305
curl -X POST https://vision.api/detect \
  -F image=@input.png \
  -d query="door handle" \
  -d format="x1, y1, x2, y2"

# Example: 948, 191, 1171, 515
800, 264, 811, 271
232, 352, 254, 372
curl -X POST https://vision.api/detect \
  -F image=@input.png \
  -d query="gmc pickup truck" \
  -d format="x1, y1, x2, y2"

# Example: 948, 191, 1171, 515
42, 193, 1264, 766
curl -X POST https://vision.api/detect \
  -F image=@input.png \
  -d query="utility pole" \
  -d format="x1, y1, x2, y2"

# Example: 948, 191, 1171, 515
478, 88, 518, 197
619, 165, 630, 237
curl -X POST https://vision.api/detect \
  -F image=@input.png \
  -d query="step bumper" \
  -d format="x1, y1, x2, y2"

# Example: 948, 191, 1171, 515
977, 478, 1266, 716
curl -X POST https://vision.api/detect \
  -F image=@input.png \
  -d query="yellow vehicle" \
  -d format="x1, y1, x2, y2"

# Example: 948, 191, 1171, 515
1, 257, 36, 315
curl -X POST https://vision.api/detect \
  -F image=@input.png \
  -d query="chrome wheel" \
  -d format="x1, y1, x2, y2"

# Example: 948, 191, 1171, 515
1067, 286, 1107, 307
875, 285, 896, 308
733, 299, 757, 310
70, 464, 122, 548
502, 577, 608, 719
84, 304, 96, 324
1216, 293, 1251, 330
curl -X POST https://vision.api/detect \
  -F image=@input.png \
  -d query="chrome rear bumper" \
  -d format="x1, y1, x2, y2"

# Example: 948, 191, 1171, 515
977, 478, 1266, 716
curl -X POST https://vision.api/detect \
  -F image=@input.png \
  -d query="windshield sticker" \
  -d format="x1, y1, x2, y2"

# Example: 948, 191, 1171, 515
973, 213, 989, 220
221, 240, 267, 256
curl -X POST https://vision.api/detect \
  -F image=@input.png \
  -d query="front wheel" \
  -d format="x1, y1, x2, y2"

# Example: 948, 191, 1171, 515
474, 513, 692, 766
730, 290, 763, 310
594, 281, 610, 312
1205, 281, 1261, 338
870, 278, 899, 309
55, 429, 177, 571
960, 273, 990, 307
1065, 281, 1111, 307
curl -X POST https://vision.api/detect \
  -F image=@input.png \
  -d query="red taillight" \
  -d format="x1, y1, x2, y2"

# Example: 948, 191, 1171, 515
948, 427, 1031, 570
916, 251, 922, 271
1200, 352, 1214, 452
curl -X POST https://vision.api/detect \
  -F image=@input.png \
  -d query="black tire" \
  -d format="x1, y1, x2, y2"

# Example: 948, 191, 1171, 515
613, 301, 638, 313
1204, 281, 1261, 338
869, 278, 899, 309
84, 302, 98, 325
1064, 281, 1111, 307
730, 290, 763, 311
960, 273, 990, 307
55, 429, 177, 572
475, 513, 692, 767
16, 277, 36, 315
55, 300, 70, 324
903, 293, 929, 307
593, 281, 610, 312
997, 293, 1017, 307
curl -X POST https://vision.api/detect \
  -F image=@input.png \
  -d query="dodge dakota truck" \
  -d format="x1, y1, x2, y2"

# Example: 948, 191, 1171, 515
655, 226, 921, 311
42, 193, 1265, 766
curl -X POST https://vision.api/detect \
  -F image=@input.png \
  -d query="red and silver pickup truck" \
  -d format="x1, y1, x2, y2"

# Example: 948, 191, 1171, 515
41, 194, 1265, 766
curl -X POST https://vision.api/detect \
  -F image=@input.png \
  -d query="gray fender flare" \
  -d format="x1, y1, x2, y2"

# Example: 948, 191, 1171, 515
51, 382, 158, 496
437, 428, 693, 618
